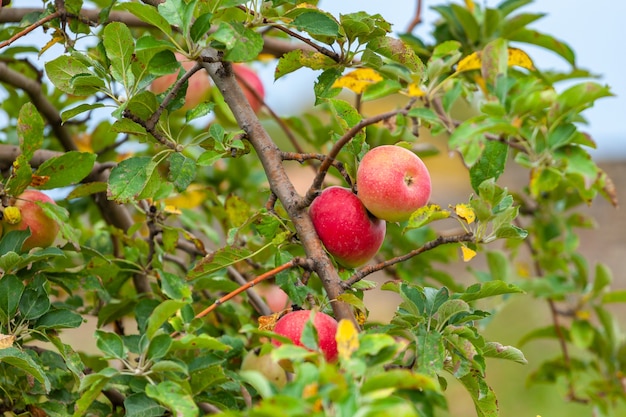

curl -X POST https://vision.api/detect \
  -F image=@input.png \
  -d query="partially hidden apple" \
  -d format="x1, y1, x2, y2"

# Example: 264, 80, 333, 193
241, 349, 287, 387
356, 145, 432, 222
309, 186, 386, 268
232, 64, 265, 114
150, 52, 211, 110
3, 190, 60, 252
272, 310, 338, 362
256, 284, 290, 313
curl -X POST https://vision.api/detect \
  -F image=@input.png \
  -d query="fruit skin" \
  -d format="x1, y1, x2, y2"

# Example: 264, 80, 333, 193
272, 310, 339, 362
3, 190, 60, 252
150, 53, 211, 110
241, 349, 287, 387
256, 284, 290, 313
356, 145, 432, 222
232, 64, 265, 114
309, 186, 386, 268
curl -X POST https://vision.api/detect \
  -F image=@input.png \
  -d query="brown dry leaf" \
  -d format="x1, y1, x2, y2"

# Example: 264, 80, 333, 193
0, 333, 15, 349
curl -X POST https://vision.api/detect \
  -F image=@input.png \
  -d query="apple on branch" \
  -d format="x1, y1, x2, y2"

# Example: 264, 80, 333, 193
2, 189, 60, 252
356, 145, 432, 222
309, 186, 386, 268
272, 309, 339, 362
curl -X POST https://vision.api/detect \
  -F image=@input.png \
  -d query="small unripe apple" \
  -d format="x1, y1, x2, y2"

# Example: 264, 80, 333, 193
272, 310, 339, 362
256, 284, 290, 313
309, 186, 386, 268
150, 53, 211, 110
233, 64, 265, 114
241, 349, 287, 387
3, 190, 60, 252
357, 145, 432, 222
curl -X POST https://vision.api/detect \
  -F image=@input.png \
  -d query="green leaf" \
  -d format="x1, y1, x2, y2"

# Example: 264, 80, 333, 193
482, 342, 527, 364
550, 82, 613, 121
67, 182, 108, 199
34, 151, 96, 189
146, 300, 186, 339
458, 370, 499, 417
460, 281, 524, 302
168, 153, 197, 192
416, 329, 445, 378
145, 381, 199, 417
508, 28, 575, 65
150, 360, 189, 374
103, 22, 135, 86
450, 4, 480, 43
0, 275, 24, 323
146, 333, 172, 361
95, 330, 126, 360
188, 246, 253, 279
44, 55, 92, 95
159, 270, 192, 302
108, 156, 158, 203
570, 319, 595, 349
469, 133, 508, 193
592, 262, 612, 297
602, 289, 626, 304
361, 369, 440, 394
0, 347, 51, 392
116, 3, 172, 36
170, 334, 231, 352
35, 309, 83, 329
61, 103, 106, 123
124, 393, 167, 417
17, 103, 44, 161
73, 371, 113, 417
4, 154, 33, 196
366, 36, 424, 73
275, 49, 337, 80
211, 21, 263, 62
436, 299, 471, 327
405, 204, 451, 230
529, 167, 562, 197
190, 12, 213, 43
18, 288, 50, 321
341, 12, 391, 44
292, 10, 340, 38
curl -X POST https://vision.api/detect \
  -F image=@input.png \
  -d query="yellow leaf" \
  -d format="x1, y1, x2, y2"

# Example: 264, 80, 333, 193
507, 47, 535, 70
164, 184, 209, 210
406, 82, 426, 97
40, 29, 66, 57
456, 47, 535, 74
332, 68, 383, 94
461, 244, 477, 262
457, 52, 482, 72
335, 319, 359, 360
465, 0, 475, 13
454, 204, 475, 224
0, 334, 15, 349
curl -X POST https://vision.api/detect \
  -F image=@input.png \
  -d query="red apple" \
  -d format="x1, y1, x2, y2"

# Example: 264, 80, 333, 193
233, 64, 265, 114
356, 145, 432, 222
309, 186, 386, 268
272, 310, 338, 362
3, 190, 60, 252
150, 53, 211, 110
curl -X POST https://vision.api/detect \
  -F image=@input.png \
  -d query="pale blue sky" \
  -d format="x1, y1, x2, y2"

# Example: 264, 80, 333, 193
5, 1, 625, 159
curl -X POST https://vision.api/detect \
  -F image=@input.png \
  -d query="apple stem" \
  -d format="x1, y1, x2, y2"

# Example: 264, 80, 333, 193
342, 232, 475, 289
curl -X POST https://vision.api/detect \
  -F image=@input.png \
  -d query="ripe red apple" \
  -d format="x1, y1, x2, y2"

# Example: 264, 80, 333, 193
3, 190, 60, 252
309, 186, 386, 268
356, 145, 432, 222
272, 310, 338, 362
241, 349, 287, 387
150, 53, 211, 110
233, 64, 265, 114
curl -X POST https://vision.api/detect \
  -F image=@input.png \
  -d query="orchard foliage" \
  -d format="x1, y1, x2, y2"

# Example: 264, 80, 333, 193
0, 0, 622, 416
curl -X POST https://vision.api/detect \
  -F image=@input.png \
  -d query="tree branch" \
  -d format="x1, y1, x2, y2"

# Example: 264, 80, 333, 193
201, 51, 359, 327
342, 233, 475, 289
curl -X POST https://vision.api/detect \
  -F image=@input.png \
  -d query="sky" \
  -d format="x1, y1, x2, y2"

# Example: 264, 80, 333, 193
4, 1, 625, 160
266, 0, 626, 160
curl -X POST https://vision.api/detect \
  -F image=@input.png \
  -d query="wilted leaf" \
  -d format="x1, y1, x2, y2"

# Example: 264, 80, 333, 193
336, 319, 359, 360
332, 68, 383, 94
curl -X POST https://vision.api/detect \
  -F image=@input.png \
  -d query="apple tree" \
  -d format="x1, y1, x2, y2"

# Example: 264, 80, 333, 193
0, 0, 622, 416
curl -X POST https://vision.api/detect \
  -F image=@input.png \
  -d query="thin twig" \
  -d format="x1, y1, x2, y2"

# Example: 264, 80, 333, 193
0, 10, 60, 50
405, 0, 424, 33
342, 233, 475, 289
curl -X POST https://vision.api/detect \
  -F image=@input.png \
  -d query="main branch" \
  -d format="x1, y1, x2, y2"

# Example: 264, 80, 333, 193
201, 50, 358, 327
